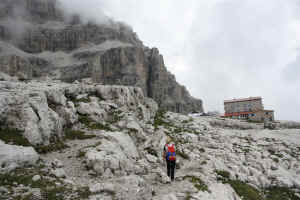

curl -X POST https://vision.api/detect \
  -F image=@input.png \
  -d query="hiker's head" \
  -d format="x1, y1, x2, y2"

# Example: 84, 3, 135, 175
166, 136, 172, 144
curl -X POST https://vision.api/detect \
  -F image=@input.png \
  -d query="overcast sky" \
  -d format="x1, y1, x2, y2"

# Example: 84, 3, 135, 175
61, 0, 300, 121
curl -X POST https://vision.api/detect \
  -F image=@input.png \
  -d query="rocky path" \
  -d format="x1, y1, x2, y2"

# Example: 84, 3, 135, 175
41, 137, 102, 186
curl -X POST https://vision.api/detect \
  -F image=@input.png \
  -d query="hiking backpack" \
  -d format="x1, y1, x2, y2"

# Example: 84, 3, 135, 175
166, 144, 176, 161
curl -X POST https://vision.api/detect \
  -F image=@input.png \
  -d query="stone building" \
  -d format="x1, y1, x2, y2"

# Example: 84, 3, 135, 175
223, 97, 274, 122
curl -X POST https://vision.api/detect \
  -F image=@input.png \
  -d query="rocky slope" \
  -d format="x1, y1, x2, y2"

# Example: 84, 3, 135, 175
0, 0, 203, 114
0, 79, 299, 200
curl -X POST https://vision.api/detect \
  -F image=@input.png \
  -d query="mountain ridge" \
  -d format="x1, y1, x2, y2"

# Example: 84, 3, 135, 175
0, 0, 203, 114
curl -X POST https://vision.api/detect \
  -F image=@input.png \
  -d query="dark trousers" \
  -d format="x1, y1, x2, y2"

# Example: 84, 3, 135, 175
166, 160, 176, 181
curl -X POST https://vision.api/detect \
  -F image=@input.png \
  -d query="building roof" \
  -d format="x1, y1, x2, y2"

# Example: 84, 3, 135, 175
224, 97, 262, 104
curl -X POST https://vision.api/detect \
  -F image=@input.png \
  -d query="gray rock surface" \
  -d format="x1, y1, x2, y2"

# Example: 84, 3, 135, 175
0, 80, 158, 145
0, 140, 39, 173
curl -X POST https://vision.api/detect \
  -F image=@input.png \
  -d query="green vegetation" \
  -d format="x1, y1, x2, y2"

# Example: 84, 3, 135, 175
229, 180, 264, 200
216, 170, 263, 200
65, 129, 96, 140
184, 175, 210, 192
35, 141, 69, 154
0, 128, 69, 154
272, 157, 279, 163
76, 186, 92, 199
0, 167, 93, 200
78, 114, 113, 131
67, 95, 91, 106
153, 109, 171, 130
77, 150, 86, 158
264, 187, 300, 200
215, 170, 300, 200
185, 192, 192, 200
215, 170, 231, 182
0, 128, 31, 147
109, 110, 123, 123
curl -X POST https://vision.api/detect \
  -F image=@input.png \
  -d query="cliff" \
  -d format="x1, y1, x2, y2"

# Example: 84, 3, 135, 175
0, 0, 203, 114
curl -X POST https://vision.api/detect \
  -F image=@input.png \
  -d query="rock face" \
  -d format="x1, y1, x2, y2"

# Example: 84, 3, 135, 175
0, 0, 203, 114
0, 80, 158, 145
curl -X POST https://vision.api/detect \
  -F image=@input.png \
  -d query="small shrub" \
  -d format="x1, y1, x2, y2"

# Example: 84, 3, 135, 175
78, 115, 94, 126
35, 141, 69, 154
264, 186, 300, 200
77, 150, 86, 158
184, 176, 209, 192
229, 180, 264, 200
216, 170, 231, 183
109, 110, 123, 123
64, 129, 95, 140
0, 128, 31, 147
89, 123, 113, 131
78, 114, 113, 131
154, 109, 172, 130
76, 186, 92, 199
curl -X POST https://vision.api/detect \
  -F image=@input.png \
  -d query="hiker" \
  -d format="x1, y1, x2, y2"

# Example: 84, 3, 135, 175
163, 136, 176, 181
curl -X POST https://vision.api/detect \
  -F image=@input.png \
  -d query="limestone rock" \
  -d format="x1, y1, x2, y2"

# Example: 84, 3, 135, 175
51, 168, 66, 178
32, 175, 41, 182
0, 141, 39, 173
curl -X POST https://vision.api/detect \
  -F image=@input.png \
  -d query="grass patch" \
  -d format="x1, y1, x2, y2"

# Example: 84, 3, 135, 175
64, 129, 96, 140
0, 128, 31, 147
66, 95, 91, 106
0, 128, 72, 154
76, 186, 92, 199
109, 110, 123, 124
154, 109, 172, 130
215, 170, 300, 200
0, 166, 92, 200
229, 180, 264, 200
35, 141, 69, 154
216, 170, 231, 182
77, 150, 86, 158
264, 187, 300, 200
185, 192, 192, 200
184, 176, 209, 192
78, 115, 113, 131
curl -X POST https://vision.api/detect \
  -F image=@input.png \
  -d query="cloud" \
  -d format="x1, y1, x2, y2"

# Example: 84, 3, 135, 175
59, 0, 300, 120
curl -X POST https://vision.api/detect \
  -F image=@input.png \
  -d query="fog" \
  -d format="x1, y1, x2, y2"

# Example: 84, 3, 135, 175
60, 0, 300, 120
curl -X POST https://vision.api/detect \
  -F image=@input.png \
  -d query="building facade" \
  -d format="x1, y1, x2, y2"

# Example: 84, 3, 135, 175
223, 97, 274, 122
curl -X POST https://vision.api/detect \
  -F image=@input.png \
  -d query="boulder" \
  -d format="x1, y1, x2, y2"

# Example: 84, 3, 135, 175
0, 141, 39, 173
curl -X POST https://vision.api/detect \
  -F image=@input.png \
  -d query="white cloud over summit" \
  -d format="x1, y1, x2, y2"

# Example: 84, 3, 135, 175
61, 0, 300, 120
